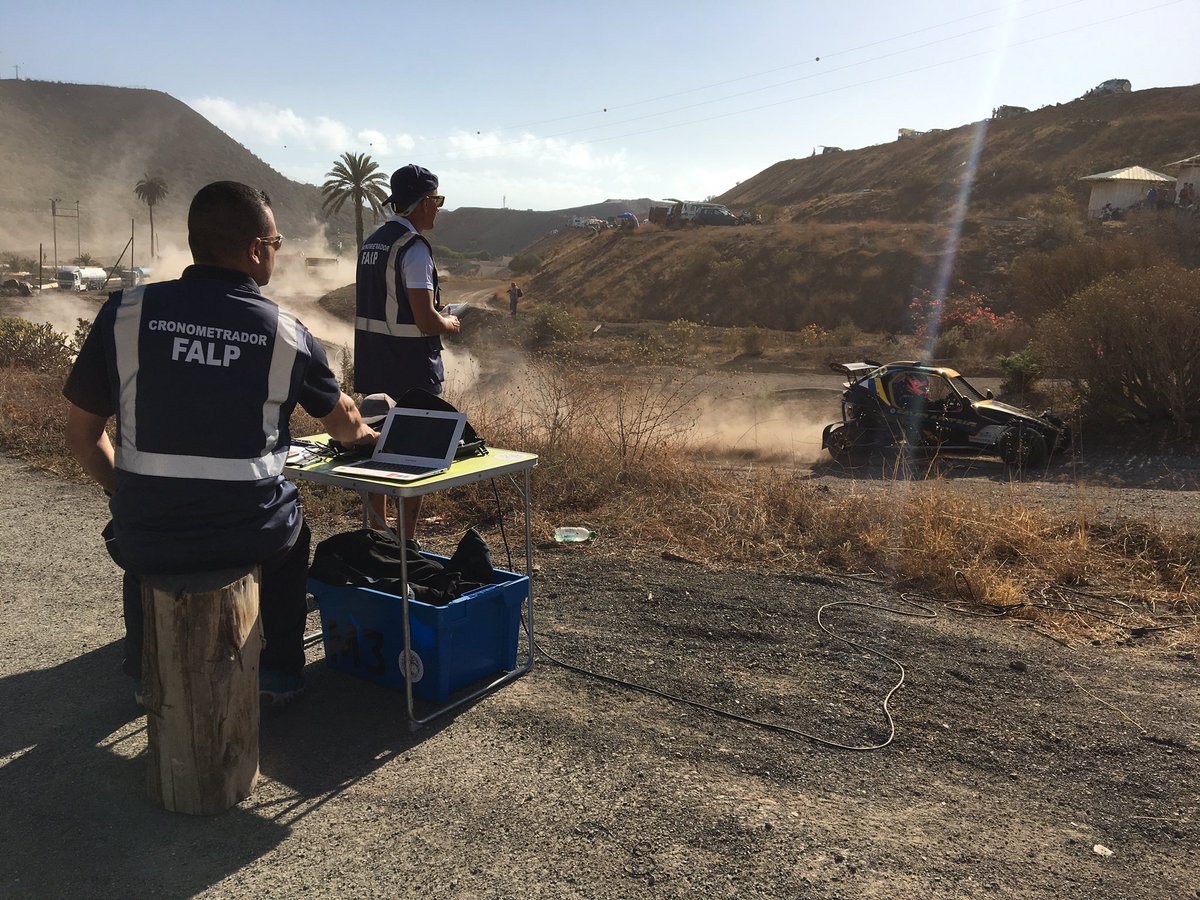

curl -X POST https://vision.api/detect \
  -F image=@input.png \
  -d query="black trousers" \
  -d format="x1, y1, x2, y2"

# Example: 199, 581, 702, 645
114, 520, 311, 679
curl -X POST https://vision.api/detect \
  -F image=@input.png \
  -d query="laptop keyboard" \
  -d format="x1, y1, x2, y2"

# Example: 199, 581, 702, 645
351, 460, 435, 475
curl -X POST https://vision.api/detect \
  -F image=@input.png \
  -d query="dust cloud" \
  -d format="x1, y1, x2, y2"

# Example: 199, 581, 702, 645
689, 395, 830, 463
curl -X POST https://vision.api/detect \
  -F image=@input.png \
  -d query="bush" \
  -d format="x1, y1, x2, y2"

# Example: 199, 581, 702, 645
509, 254, 542, 275
796, 323, 832, 347
998, 348, 1044, 394
524, 304, 582, 349
909, 283, 1021, 341
666, 318, 702, 353
0, 317, 73, 372
728, 326, 767, 356
1035, 265, 1200, 432
1009, 235, 1163, 319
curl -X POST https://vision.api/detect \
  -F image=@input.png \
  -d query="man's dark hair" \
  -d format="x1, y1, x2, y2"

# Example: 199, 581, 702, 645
187, 181, 273, 263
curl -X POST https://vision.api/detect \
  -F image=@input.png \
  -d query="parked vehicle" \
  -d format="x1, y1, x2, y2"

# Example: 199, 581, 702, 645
121, 266, 152, 287
57, 266, 82, 290
820, 360, 1070, 472
662, 199, 739, 226
693, 207, 740, 226
57, 266, 108, 291
1084, 78, 1131, 98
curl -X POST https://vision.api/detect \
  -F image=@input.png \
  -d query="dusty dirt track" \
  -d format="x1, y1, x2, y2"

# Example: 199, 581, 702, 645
1, 456, 1198, 899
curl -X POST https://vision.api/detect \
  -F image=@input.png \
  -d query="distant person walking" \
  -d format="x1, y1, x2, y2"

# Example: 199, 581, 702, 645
354, 163, 460, 540
508, 281, 523, 317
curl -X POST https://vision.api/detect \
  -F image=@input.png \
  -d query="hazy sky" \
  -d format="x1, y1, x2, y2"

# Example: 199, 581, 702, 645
3, 0, 1197, 211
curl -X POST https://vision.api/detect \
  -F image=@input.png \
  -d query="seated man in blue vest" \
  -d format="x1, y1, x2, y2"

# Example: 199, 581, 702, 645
354, 164, 460, 541
64, 180, 378, 705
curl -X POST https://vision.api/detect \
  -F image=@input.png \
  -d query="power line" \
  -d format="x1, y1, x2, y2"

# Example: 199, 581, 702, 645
426, 0, 1183, 159
488, 0, 1090, 134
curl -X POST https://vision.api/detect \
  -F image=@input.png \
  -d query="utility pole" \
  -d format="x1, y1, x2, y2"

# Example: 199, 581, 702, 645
75, 201, 81, 259
51, 199, 59, 275
13, 65, 19, 79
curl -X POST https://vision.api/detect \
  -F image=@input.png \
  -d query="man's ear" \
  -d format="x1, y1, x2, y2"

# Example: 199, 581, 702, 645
246, 238, 265, 267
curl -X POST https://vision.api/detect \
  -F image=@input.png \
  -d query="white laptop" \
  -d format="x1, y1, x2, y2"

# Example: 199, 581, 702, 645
332, 407, 468, 481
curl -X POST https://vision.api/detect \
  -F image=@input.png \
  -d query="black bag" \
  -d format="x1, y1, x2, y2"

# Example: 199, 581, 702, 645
395, 388, 488, 460
309, 527, 495, 606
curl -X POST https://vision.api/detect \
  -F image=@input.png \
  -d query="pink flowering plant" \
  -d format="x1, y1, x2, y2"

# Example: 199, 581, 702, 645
909, 281, 1022, 340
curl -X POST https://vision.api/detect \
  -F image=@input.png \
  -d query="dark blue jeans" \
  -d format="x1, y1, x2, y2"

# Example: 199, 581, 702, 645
113, 520, 311, 679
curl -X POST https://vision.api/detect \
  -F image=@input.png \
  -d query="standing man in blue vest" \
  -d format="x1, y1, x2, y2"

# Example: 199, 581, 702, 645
354, 164, 460, 539
64, 181, 377, 705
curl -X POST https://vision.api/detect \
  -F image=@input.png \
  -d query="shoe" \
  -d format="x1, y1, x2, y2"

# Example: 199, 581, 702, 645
260, 669, 305, 705
133, 679, 144, 707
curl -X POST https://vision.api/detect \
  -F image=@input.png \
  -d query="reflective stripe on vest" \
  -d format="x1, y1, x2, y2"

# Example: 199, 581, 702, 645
112, 285, 298, 481
354, 230, 428, 339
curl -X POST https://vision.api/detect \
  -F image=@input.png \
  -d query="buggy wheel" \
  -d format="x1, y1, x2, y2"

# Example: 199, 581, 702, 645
826, 425, 869, 466
1000, 426, 1048, 476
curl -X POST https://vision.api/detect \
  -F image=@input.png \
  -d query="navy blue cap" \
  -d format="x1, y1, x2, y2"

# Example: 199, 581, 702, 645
385, 164, 439, 210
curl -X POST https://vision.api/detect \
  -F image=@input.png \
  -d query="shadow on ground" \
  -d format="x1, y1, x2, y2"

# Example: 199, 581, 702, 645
0, 640, 456, 897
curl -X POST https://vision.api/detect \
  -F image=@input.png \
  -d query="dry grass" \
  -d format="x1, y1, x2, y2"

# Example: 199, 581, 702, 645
6, 363, 1197, 646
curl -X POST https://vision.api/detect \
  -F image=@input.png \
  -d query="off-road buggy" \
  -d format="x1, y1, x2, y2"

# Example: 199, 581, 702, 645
820, 360, 1070, 471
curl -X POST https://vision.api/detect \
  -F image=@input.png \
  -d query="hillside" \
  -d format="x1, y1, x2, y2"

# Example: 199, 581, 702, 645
0, 80, 664, 261
718, 84, 1200, 222
432, 199, 655, 256
0, 80, 352, 256
526, 84, 1200, 332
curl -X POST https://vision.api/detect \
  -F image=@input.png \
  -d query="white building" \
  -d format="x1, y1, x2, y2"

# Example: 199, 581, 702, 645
1078, 165, 1174, 218
1163, 153, 1200, 200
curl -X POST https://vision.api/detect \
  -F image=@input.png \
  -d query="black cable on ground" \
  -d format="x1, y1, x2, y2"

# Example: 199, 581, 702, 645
533, 592, 938, 752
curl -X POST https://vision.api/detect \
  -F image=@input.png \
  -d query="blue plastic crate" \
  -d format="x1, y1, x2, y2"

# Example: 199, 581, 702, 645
309, 559, 528, 703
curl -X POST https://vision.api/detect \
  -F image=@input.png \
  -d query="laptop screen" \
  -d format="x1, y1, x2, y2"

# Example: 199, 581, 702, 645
379, 411, 462, 461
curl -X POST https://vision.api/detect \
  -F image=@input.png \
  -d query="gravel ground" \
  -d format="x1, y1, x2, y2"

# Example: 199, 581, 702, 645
1, 455, 1198, 899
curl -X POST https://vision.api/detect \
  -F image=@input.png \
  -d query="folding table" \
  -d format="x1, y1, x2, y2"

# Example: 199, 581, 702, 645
287, 440, 538, 727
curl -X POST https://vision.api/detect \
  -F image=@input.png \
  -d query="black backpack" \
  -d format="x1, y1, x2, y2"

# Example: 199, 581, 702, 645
395, 388, 488, 460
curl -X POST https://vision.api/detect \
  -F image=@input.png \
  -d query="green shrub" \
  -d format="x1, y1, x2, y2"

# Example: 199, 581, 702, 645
933, 326, 965, 360
0, 317, 73, 371
1035, 265, 1200, 432
998, 348, 1043, 394
525, 304, 582, 349
509, 254, 542, 274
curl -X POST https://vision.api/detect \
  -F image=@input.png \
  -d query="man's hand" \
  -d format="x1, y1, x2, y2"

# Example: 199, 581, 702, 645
442, 314, 461, 335
321, 393, 379, 446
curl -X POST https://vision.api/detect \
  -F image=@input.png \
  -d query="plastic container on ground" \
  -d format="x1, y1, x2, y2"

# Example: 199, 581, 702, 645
554, 526, 596, 543
308, 554, 528, 703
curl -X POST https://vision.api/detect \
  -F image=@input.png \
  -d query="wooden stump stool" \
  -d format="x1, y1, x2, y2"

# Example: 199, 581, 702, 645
142, 566, 262, 815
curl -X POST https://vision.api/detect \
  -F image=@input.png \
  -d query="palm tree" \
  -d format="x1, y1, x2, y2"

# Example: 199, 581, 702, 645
133, 174, 169, 259
321, 152, 389, 250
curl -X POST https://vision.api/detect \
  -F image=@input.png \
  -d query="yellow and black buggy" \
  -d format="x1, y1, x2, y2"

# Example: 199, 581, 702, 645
820, 360, 1071, 472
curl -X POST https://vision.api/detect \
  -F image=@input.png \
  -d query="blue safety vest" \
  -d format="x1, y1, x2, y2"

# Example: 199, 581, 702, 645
64, 265, 342, 574
353, 218, 443, 396
110, 284, 303, 480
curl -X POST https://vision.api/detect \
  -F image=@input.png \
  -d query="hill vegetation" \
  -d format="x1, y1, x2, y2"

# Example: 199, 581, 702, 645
524, 84, 1200, 335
